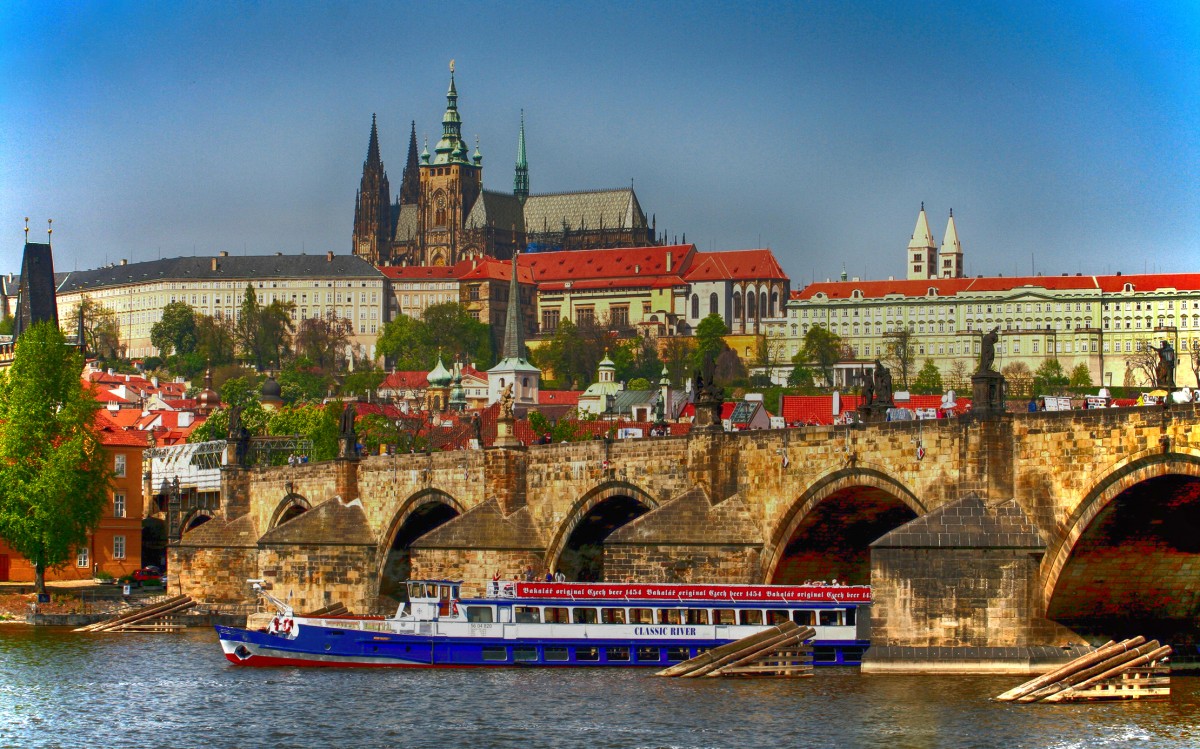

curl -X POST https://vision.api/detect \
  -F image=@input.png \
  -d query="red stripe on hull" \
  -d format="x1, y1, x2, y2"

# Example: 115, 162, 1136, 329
222, 652, 475, 668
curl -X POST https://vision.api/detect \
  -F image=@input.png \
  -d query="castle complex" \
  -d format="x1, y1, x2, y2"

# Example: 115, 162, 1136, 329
352, 66, 656, 267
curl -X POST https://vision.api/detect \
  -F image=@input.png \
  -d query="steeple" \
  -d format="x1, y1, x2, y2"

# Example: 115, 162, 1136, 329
514, 110, 529, 204
366, 113, 382, 168
906, 202, 937, 280
486, 251, 541, 410
939, 208, 964, 278
399, 120, 420, 204
434, 61, 468, 164
353, 114, 391, 264
501, 252, 526, 361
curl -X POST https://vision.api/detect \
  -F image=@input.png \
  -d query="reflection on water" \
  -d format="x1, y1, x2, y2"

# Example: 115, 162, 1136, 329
1, 625, 1197, 749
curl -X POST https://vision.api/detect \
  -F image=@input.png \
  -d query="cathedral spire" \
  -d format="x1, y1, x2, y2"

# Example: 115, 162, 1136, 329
435, 61, 467, 164
514, 110, 529, 204
501, 252, 526, 361
400, 120, 420, 204
366, 113, 382, 168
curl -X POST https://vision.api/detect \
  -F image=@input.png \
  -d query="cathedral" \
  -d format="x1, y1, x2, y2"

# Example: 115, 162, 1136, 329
353, 67, 658, 267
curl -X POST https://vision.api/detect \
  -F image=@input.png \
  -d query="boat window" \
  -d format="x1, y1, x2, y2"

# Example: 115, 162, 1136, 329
572, 608, 598, 624
606, 646, 630, 662
657, 609, 682, 625
819, 610, 844, 626
465, 606, 494, 623
636, 646, 660, 662
544, 607, 569, 624
845, 608, 856, 626
684, 609, 709, 625
739, 610, 763, 626
600, 608, 626, 624
576, 646, 600, 662
713, 609, 737, 625
665, 646, 690, 662
439, 585, 450, 601
544, 646, 569, 662
514, 645, 538, 662
498, 607, 512, 623
482, 646, 508, 662
793, 610, 816, 626
514, 606, 540, 623
629, 608, 654, 624
767, 610, 790, 625
813, 646, 838, 664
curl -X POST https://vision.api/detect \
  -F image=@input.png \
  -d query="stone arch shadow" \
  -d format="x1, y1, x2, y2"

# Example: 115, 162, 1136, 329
543, 480, 660, 581
267, 492, 312, 531
1039, 449, 1200, 611
760, 467, 926, 584
179, 509, 214, 535
375, 488, 467, 596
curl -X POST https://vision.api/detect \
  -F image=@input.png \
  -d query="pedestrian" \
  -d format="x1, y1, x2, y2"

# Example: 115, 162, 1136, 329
524, 566, 535, 582
544, 571, 554, 582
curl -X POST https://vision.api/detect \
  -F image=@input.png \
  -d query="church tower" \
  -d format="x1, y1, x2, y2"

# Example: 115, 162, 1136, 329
939, 209, 964, 278
906, 203, 937, 280
514, 110, 529, 204
399, 121, 420, 205
352, 114, 392, 265
418, 62, 483, 266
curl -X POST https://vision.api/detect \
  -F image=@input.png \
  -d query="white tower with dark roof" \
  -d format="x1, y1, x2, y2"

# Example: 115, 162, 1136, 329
939, 209, 964, 278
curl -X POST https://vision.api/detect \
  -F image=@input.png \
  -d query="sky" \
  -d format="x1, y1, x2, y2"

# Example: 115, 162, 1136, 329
2, 1, 1198, 286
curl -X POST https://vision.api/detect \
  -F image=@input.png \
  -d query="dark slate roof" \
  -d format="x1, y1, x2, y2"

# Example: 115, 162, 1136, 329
175, 514, 260, 549
392, 204, 419, 243
465, 190, 526, 232
523, 188, 648, 233
871, 494, 1046, 549
607, 487, 760, 545
54, 253, 383, 294
258, 497, 374, 546
15, 242, 58, 337
411, 498, 542, 550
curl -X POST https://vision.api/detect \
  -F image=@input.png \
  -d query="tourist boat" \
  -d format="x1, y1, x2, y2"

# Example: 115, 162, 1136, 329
215, 579, 871, 668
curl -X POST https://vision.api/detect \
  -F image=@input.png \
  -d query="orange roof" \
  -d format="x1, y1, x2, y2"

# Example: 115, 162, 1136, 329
793, 272, 1200, 302
458, 257, 535, 284
379, 371, 430, 390
520, 244, 694, 284
685, 250, 787, 282
98, 428, 151, 448
538, 390, 581, 405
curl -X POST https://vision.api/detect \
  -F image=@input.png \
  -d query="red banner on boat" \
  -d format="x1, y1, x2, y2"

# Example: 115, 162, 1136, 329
508, 582, 870, 604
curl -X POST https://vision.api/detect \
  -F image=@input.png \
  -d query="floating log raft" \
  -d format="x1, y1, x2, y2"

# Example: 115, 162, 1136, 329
657, 621, 815, 678
74, 595, 195, 633
996, 637, 1172, 703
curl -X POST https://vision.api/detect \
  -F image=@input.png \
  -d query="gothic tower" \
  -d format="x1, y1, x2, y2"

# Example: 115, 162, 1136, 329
352, 114, 392, 265
939, 209, 964, 278
417, 63, 484, 266
906, 202, 937, 280
514, 110, 529, 205
399, 121, 420, 205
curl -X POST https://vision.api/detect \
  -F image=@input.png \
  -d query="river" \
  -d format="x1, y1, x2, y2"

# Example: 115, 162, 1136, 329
1, 626, 1197, 749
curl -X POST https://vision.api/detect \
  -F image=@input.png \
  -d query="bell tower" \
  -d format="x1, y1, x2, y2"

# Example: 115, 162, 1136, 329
352, 114, 392, 265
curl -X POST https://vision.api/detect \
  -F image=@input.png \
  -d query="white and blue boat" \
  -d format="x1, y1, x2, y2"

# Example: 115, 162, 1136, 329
216, 579, 871, 668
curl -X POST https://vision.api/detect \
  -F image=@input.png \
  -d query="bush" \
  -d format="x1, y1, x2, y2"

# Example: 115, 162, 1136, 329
94, 570, 115, 583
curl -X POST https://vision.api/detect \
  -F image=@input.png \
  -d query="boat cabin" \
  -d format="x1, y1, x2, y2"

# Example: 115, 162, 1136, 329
404, 580, 461, 620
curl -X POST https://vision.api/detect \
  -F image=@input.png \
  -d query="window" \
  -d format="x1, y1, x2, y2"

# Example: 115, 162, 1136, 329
636, 646, 661, 662
739, 609, 763, 625
611, 306, 629, 328
513, 646, 538, 662
113, 493, 126, 518
514, 606, 540, 623
691, 294, 699, 319
629, 608, 653, 624
482, 646, 508, 662
606, 646, 631, 662
575, 646, 600, 662
709, 293, 718, 316
113, 535, 126, 560
543, 607, 569, 623
114, 454, 126, 478
544, 646, 569, 662
571, 608, 598, 624
76, 547, 89, 568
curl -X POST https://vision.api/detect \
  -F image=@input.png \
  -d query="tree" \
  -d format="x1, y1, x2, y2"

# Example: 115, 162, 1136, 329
786, 361, 815, 389
1001, 361, 1033, 399
376, 303, 492, 372
340, 367, 386, 399
1068, 363, 1094, 389
295, 311, 353, 372
528, 410, 580, 443
661, 336, 694, 389
1125, 343, 1158, 388
883, 329, 917, 391
945, 359, 971, 392
0, 323, 111, 594
1033, 359, 1069, 395
265, 402, 339, 461
150, 301, 196, 357
628, 377, 651, 391
692, 314, 728, 371
0, 314, 13, 336
797, 326, 842, 387
528, 319, 613, 389
755, 331, 789, 385
376, 314, 428, 371
235, 285, 295, 370
194, 314, 237, 368
72, 296, 123, 361
911, 359, 944, 395
278, 357, 332, 404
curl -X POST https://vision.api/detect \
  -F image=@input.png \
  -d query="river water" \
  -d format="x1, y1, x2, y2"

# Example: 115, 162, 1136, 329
1, 626, 1197, 749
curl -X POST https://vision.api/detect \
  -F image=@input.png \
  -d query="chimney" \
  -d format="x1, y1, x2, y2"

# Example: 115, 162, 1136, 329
211, 257, 218, 271
219, 251, 229, 257
120, 259, 128, 266
666, 251, 673, 272
326, 251, 334, 262
151, 376, 159, 388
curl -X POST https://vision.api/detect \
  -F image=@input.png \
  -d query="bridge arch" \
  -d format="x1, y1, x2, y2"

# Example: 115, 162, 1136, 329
376, 489, 466, 601
762, 467, 925, 585
267, 493, 312, 530
179, 509, 213, 535
1040, 450, 1200, 641
544, 481, 659, 582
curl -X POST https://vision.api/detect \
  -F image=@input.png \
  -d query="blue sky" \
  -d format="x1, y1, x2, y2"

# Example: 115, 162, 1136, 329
2, 1, 1197, 284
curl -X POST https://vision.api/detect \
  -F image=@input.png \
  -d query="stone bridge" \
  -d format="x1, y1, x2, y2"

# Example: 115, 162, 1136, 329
173, 404, 1200, 670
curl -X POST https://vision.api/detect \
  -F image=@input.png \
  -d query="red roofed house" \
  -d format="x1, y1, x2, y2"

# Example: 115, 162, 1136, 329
0, 416, 147, 582
784, 206, 1200, 390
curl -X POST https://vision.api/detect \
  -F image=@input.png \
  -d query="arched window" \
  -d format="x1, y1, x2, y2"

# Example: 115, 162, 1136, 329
748, 292, 758, 320
709, 293, 718, 316
732, 292, 742, 320
760, 291, 768, 319
691, 294, 699, 319
770, 291, 779, 317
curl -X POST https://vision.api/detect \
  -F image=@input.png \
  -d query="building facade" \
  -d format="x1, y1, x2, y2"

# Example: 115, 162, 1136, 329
54, 252, 388, 362
352, 67, 657, 268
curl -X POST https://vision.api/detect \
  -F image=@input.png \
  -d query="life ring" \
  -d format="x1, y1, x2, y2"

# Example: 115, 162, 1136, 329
282, 617, 294, 634
451, 600, 459, 616
271, 616, 280, 633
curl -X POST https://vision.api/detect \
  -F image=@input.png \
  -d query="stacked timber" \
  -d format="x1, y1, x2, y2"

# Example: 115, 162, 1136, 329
74, 595, 195, 633
657, 621, 815, 678
996, 637, 1172, 703
304, 602, 349, 617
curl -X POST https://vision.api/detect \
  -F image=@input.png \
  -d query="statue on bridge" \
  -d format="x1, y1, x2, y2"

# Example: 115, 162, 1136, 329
499, 382, 515, 419
874, 359, 894, 408
979, 326, 1000, 373
860, 367, 875, 407
226, 404, 250, 466
338, 401, 358, 459
1150, 339, 1177, 390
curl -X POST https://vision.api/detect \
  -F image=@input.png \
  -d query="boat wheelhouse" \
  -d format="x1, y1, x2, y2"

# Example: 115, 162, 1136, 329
216, 579, 871, 668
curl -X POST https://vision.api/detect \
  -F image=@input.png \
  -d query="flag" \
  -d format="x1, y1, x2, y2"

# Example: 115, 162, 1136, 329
782, 453, 790, 468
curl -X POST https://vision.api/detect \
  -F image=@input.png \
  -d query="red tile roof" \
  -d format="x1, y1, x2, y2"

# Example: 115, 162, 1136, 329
379, 265, 460, 280
685, 250, 787, 282
793, 272, 1200, 302
379, 371, 431, 390
538, 390, 581, 405
780, 394, 971, 425
520, 244, 695, 285
458, 257, 536, 284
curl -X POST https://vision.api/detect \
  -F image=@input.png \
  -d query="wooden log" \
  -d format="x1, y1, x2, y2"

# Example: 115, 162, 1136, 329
704, 628, 815, 677
1017, 640, 1161, 703
1044, 645, 1173, 703
90, 597, 195, 633
995, 638, 1136, 701
75, 595, 193, 632
656, 621, 799, 677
